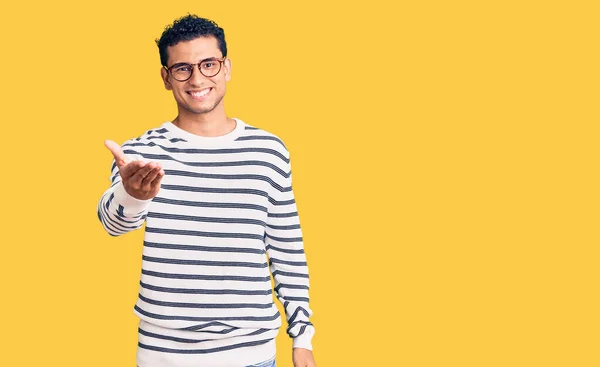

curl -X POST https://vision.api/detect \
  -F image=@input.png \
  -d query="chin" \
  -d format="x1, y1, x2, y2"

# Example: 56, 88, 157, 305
177, 101, 216, 115
189, 106, 218, 115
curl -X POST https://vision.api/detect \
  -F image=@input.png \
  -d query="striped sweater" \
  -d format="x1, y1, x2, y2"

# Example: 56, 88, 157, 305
97, 118, 314, 367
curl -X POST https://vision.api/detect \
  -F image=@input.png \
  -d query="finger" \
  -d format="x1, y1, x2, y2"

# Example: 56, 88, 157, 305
120, 160, 147, 179
141, 166, 162, 190
149, 170, 165, 190
129, 163, 158, 188
104, 140, 131, 167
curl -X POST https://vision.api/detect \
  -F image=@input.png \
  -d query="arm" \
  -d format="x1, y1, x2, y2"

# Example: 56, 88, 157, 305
265, 154, 316, 352
97, 140, 164, 236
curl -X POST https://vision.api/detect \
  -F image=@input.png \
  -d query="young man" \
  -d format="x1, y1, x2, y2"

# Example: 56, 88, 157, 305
97, 15, 316, 367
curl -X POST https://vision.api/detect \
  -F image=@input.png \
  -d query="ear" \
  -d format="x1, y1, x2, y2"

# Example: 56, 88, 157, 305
224, 58, 232, 82
160, 67, 172, 90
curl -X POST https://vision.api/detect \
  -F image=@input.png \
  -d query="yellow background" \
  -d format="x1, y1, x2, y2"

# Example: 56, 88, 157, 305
0, 1, 598, 366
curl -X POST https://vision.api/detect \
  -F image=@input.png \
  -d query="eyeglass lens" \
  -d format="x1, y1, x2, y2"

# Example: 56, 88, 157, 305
170, 60, 221, 81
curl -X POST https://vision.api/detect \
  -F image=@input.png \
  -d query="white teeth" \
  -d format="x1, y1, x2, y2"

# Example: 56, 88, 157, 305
190, 89, 210, 97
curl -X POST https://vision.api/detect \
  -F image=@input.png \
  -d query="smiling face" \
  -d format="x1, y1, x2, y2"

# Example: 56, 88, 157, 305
160, 36, 231, 117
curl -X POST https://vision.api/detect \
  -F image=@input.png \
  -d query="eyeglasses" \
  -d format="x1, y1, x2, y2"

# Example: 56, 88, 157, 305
164, 58, 226, 81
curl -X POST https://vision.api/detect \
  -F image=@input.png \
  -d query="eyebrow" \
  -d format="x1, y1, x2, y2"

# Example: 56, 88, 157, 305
170, 57, 221, 66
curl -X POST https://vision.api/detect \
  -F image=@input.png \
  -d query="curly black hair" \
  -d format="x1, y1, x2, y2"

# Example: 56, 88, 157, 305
155, 14, 227, 66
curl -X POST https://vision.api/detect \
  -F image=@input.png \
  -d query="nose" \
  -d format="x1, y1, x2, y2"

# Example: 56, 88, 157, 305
189, 64, 208, 86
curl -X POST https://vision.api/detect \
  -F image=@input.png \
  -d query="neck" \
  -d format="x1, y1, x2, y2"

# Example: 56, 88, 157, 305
173, 105, 235, 137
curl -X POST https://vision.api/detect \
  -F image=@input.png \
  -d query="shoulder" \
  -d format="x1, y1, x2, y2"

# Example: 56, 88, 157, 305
237, 118, 290, 158
122, 123, 175, 147
116, 123, 173, 162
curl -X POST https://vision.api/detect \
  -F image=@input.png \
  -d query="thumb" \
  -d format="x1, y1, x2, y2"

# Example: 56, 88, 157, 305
104, 139, 131, 167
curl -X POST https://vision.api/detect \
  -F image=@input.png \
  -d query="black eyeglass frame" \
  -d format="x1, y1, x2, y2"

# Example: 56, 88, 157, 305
164, 58, 227, 81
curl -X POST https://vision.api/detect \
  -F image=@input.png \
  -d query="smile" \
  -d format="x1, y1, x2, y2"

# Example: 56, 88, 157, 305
187, 88, 212, 99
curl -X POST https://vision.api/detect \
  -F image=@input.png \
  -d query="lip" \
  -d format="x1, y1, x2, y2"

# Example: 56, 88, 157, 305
187, 88, 212, 101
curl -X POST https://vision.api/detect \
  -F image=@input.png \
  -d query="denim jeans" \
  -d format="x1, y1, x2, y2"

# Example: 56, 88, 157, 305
246, 355, 276, 367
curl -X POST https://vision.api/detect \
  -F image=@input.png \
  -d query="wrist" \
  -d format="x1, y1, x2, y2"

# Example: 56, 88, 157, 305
113, 181, 152, 215
292, 327, 315, 350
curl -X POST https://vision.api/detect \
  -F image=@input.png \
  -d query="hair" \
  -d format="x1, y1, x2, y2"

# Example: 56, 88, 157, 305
155, 14, 227, 66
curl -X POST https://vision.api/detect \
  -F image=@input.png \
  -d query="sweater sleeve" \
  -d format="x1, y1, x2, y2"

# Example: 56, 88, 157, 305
265, 152, 315, 350
97, 143, 152, 236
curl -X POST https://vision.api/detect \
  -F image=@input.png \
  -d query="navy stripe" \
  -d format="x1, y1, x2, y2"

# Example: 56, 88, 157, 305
139, 294, 272, 309
245, 126, 259, 130
287, 306, 311, 324
272, 270, 309, 279
270, 258, 307, 266
145, 227, 264, 240
182, 326, 272, 336
143, 269, 271, 282
124, 153, 288, 177
267, 223, 301, 230
152, 204, 268, 216
99, 201, 141, 231
138, 338, 273, 354
282, 296, 309, 302
161, 184, 270, 198
179, 326, 238, 334
286, 320, 313, 335
274, 284, 309, 292
135, 305, 280, 322
105, 193, 114, 210
140, 281, 272, 295
268, 211, 298, 218
265, 233, 303, 243
149, 209, 266, 222
236, 135, 286, 148
122, 143, 289, 163
98, 208, 122, 235
100, 196, 123, 230
178, 325, 238, 333
111, 173, 121, 184
144, 241, 265, 254
151, 197, 268, 215
143, 255, 268, 268
102, 198, 144, 224
290, 324, 309, 338
139, 326, 252, 343
163, 169, 287, 192
244, 328, 273, 337
143, 135, 186, 143
100, 206, 136, 232
98, 204, 122, 234
271, 198, 295, 206
266, 244, 305, 254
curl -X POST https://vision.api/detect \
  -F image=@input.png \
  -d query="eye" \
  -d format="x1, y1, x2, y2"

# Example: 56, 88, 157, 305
203, 62, 215, 68
175, 66, 191, 72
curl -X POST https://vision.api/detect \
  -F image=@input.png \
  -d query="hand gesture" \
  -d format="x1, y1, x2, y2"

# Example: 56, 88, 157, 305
104, 140, 164, 200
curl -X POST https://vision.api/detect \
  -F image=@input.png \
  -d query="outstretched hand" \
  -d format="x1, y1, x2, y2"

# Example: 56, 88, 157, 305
104, 140, 165, 200
293, 348, 316, 367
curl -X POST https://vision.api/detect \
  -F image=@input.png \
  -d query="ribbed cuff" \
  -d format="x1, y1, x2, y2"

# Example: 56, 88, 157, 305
113, 181, 152, 216
292, 326, 315, 350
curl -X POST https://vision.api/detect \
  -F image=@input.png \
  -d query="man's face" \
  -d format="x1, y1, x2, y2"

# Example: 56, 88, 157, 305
160, 36, 231, 115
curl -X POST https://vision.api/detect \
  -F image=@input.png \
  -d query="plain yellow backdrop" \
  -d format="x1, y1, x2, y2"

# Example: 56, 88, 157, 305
0, 1, 598, 366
